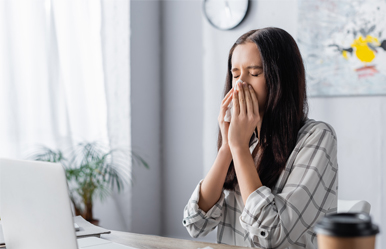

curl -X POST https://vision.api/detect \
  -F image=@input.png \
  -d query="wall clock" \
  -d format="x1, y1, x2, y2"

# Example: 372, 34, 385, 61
203, 0, 249, 30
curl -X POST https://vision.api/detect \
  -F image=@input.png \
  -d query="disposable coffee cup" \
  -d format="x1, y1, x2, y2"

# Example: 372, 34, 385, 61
314, 213, 379, 249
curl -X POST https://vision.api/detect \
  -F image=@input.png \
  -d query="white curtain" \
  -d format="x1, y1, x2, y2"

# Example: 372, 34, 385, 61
0, 0, 131, 231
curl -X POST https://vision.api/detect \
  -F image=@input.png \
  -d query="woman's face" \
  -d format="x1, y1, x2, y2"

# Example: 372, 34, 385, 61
231, 42, 267, 115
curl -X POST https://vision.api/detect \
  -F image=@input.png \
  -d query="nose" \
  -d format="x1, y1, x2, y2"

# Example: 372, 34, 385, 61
238, 71, 248, 83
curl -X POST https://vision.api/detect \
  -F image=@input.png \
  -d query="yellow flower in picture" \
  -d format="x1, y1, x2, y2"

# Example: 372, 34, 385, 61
350, 35, 381, 63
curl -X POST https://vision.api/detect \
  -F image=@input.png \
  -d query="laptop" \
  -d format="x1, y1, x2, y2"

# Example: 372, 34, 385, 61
0, 158, 137, 249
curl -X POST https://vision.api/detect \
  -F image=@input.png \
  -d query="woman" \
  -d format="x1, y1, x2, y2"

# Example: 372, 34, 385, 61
182, 27, 338, 249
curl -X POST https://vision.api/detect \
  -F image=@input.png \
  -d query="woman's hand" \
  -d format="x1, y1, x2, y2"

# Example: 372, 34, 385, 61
218, 88, 234, 151
228, 82, 261, 151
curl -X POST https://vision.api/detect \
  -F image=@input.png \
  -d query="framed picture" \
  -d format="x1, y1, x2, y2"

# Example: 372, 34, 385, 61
297, 0, 386, 96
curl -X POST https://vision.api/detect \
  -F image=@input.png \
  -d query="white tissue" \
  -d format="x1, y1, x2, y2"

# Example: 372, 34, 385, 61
224, 79, 243, 122
224, 101, 233, 122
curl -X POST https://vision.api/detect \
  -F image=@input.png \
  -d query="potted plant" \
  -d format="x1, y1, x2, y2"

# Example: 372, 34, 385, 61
29, 141, 148, 225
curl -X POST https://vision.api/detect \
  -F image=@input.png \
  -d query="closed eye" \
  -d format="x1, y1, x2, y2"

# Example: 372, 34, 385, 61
232, 73, 260, 78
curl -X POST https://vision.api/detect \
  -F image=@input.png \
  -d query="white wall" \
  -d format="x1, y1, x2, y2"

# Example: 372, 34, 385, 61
128, 0, 206, 240
130, 0, 162, 235
308, 96, 386, 249
95, 0, 164, 235
160, 0, 205, 240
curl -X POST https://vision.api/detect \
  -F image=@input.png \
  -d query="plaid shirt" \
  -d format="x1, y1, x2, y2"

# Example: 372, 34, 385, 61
183, 119, 338, 249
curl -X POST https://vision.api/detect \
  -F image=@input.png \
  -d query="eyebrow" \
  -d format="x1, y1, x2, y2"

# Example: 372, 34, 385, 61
231, 65, 263, 72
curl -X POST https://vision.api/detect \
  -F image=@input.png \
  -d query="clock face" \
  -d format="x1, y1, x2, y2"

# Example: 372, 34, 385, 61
203, 0, 249, 30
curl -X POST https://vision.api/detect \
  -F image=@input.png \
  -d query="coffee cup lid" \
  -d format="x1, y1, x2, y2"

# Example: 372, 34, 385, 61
314, 213, 380, 237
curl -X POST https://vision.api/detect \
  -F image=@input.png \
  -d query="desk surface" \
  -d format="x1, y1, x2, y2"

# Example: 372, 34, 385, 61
102, 231, 250, 249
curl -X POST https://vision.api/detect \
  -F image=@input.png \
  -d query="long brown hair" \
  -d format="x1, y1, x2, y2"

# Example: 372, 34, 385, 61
219, 27, 308, 190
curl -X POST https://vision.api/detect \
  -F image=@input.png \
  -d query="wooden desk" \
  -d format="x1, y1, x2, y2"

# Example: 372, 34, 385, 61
102, 231, 250, 249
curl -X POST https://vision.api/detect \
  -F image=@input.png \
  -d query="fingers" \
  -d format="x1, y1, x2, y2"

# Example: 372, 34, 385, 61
233, 84, 240, 116
249, 85, 259, 115
244, 84, 253, 115
238, 83, 246, 114
221, 89, 233, 115
222, 88, 234, 104
223, 88, 234, 105
219, 89, 234, 122
222, 89, 234, 109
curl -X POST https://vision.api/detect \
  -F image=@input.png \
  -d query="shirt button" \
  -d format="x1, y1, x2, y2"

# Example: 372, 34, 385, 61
259, 230, 268, 238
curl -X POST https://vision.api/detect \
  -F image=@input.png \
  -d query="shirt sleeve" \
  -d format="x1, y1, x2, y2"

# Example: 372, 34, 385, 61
239, 122, 338, 249
182, 179, 225, 238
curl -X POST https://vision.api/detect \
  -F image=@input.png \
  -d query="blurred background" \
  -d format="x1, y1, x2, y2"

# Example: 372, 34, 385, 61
1, 0, 386, 248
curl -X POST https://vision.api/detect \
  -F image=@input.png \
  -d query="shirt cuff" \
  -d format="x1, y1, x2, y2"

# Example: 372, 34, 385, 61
240, 186, 273, 228
183, 179, 225, 226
